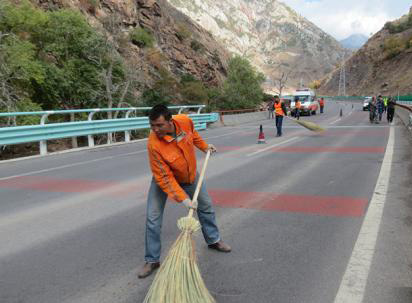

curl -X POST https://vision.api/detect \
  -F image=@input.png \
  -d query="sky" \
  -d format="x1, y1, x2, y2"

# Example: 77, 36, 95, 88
280, 0, 412, 40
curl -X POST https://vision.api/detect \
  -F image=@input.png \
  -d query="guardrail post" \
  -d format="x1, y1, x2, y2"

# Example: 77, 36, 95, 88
39, 112, 52, 155
70, 112, 78, 148
125, 109, 135, 142
409, 114, 412, 131
87, 110, 98, 147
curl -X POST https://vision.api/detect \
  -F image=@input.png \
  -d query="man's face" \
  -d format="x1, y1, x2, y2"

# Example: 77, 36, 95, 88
150, 115, 173, 138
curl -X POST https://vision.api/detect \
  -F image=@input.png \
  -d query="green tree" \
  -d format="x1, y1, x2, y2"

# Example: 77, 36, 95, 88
0, 1, 127, 113
179, 73, 208, 105
181, 81, 208, 105
220, 56, 265, 109
141, 89, 170, 107
32, 9, 108, 109
0, 1, 47, 119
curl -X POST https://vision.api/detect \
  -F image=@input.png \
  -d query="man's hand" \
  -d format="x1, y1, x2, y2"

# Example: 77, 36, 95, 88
182, 198, 195, 209
207, 144, 217, 153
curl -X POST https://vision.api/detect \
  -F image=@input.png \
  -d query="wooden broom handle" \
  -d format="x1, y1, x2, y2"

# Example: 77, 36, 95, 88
188, 149, 211, 218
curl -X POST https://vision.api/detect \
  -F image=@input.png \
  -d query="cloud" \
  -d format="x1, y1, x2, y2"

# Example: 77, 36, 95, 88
350, 20, 362, 31
279, 0, 411, 40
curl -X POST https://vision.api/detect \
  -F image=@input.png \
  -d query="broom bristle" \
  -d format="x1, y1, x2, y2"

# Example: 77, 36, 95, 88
143, 217, 216, 303
295, 120, 325, 132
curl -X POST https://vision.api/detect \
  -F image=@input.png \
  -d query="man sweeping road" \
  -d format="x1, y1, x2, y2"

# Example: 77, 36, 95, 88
138, 104, 231, 279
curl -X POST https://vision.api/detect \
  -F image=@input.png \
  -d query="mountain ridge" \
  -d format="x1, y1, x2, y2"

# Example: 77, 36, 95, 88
340, 34, 369, 50
167, 0, 347, 92
319, 7, 412, 96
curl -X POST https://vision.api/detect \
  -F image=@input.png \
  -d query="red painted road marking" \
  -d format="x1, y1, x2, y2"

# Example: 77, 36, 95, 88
209, 189, 368, 217
0, 177, 368, 217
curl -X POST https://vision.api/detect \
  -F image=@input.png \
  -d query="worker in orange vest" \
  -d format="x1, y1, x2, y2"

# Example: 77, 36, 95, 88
294, 96, 301, 120
319, 97, 325, 113
274, 96, 287, 137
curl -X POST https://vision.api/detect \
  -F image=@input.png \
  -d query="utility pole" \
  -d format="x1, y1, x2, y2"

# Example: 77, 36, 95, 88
338, 57, 346, 96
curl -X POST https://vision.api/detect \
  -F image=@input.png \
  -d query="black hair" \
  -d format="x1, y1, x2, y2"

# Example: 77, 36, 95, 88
294, 96, 299, 101
149, 104, 172, 121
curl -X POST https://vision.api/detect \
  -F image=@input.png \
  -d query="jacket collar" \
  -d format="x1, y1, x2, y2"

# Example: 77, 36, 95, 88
162, 118, 185, 143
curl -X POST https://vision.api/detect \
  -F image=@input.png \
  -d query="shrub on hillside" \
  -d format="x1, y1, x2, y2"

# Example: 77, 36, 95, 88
146, 48, 166, 70
383, 37, 405, 59
190, 39, 205, 53
384, 13, 412, 34
130, 27, 154, 48
176, 23, 191, 41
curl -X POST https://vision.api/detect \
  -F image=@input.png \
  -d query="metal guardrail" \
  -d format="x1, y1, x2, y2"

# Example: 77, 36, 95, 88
395, 103, 412, 132
0, 106, 219, 156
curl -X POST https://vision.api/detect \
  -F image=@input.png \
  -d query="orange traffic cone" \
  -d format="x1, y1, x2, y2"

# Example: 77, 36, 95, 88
257, 124, 266, 144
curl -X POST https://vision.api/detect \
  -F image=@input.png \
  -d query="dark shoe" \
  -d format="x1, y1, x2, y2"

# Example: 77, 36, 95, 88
138, 262, 160, 279
208, 241, 231, 253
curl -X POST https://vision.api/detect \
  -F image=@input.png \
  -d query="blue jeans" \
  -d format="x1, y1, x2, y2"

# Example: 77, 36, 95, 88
275, 115, 284, 136
144, 176, 220, 263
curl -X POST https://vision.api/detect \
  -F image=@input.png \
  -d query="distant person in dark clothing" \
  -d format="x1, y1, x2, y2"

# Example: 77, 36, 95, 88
268, 100, 274, 119
377, 95, 384, 122
369, 96, 377, 123
387, 97, 396, 123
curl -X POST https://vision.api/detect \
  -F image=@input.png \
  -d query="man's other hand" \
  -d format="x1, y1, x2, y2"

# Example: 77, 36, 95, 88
182, 198, 195, 209
207, 144, 217, 153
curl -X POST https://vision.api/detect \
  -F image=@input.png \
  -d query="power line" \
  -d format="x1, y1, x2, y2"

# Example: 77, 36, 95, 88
338, 57, 346, 96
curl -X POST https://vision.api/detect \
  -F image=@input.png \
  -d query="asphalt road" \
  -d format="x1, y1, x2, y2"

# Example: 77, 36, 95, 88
0, 102, 411, 303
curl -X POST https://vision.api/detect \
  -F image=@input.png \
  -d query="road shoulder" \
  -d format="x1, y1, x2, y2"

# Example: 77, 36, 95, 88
363, 119, 412, 303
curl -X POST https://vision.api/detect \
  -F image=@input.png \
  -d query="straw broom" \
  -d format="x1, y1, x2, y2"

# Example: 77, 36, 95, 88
143, 150, 215, 303
285, 116, 325, 132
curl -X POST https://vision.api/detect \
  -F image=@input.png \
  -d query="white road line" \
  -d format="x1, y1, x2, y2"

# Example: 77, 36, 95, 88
246, 136, 300, 157
330, 108, 356, 125
0, 138, 149, 164
330, 118, 341, 125
0, 150, 147, 181
333, 126, 395, 303
0, 129, 246, 180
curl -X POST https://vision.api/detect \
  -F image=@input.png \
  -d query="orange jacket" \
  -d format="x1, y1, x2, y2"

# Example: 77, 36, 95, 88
147, 114, 209, 202
319, 99, 325, 106
275, 102, 285, 116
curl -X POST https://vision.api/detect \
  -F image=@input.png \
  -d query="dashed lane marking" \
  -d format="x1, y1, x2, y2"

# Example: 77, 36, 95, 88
246, 136, 301, 157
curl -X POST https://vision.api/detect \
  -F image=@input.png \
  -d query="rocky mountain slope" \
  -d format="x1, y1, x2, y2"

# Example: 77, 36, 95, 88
34, 0, 230, 91
167, 0, 347, 91
320, 7, 412, 96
